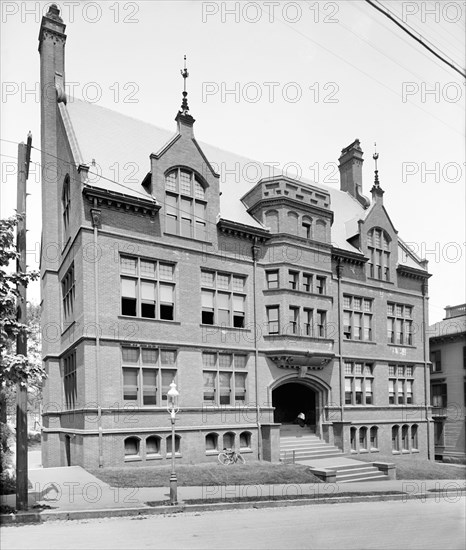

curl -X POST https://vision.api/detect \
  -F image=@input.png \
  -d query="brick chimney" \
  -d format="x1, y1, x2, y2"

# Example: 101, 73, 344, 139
338, 139, 370, 208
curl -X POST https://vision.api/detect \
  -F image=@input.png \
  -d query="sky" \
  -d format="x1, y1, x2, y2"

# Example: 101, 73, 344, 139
1, 0, 465, 324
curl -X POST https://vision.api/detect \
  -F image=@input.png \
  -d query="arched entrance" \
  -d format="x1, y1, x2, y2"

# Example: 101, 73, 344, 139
272, 382, 317, 430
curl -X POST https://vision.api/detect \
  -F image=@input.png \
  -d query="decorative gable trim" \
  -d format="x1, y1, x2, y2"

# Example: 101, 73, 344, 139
82, 185, 160, 217
331, 246, 367, 266
396, 265, 431, 280
192, 138, 220, 178
217, 218, 270, 242
151, 133, 182, 160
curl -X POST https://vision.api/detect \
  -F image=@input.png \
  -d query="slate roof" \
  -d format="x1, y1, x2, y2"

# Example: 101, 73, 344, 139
61, 98, 426, 269
429, 313, 466, 339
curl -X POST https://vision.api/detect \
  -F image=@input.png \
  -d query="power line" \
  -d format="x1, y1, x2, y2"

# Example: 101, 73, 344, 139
365, 0, 466, 78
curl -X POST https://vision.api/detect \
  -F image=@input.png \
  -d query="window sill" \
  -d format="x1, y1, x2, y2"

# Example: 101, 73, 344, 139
367, 277, 394, 285
200, 324, 251, 332
401, 450, 410, 454
206, 450, 219, 456
166, 453, 182, 459
263, 334, 333, 343
239, 448, 253, 453
350, 450, 357, 454
392, 451, 400, 455
263, 289, 332, 300
359, 449, 369, 454
164, 232, 212, 245
124, 456, 142, 462
387, 343, 416, 349
343, 339, 377, 345
411, 449, 419, 453
118, 315, 181, 325
370, 448, 379, 453
146, 454, 163, 461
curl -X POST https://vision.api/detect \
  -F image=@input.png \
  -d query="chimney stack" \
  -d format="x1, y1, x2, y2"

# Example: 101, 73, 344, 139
338, 139, 370, 208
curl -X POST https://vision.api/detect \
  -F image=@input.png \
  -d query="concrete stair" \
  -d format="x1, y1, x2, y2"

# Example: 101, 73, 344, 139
279, 425, 343, 462
331, 462, 388, 483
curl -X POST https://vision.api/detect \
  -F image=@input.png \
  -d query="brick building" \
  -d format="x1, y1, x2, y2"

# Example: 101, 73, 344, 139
429, 304, 466, 462
39, 5, 433, 468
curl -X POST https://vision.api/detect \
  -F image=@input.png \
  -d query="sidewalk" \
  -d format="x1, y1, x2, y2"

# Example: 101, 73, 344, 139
1, 452, 465, 524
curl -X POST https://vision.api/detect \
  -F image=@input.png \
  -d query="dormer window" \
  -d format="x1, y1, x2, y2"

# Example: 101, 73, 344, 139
165, 168, 207, 240
367, 227, 390, 281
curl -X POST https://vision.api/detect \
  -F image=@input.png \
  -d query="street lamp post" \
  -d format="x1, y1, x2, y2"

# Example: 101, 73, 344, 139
167, 380, 179, 505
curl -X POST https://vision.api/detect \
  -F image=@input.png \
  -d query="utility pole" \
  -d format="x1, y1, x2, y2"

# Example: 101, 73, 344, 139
16, 132, 32, 511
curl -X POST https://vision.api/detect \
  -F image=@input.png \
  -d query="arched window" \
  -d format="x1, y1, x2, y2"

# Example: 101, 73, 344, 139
62, 175, 70, 233
239, 431, 251, 449
167, 434, 181, 455
302, 216, 312, 239
205, 432, 218, 451
411, 425, 418, 450
370, 426, 378, 450
287, 211, 299, 234
359, 427, 367, 450
392, 425, 399, 451
367, 227, 390, 281
165, 168, 207, 240
146, 436, 161, 456
402, 425, 409, 450
223, 431, 235, 449
350, 427, 357, 451
265, 210, 279, 233
315, 219, 326, 242
124, 436, 140, 457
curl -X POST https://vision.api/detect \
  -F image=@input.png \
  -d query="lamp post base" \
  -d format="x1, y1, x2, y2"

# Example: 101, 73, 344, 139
169, 473, 178, 505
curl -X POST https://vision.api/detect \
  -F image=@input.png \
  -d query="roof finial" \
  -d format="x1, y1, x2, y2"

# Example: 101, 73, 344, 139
373, 142, 380, 186
180, 55, 189, 115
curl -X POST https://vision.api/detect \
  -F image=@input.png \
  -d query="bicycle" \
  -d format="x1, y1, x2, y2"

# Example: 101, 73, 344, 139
217, 447, 246, 465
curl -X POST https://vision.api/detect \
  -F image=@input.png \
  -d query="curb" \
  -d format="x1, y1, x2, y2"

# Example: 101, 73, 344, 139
2, 490, 464, 525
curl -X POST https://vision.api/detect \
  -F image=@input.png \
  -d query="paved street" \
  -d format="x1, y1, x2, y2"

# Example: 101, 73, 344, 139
2, 497, 464, 550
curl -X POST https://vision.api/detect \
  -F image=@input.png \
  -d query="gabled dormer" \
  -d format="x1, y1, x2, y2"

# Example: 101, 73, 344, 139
241, 176, 333, 244
145, 59, 220, 244
359, 152, 399, 282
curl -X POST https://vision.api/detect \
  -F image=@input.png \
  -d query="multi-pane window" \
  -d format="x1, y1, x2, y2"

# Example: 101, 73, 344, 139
315, 276, 326, 295
392, 426, 399, 451
431, 383, 447, 410
265, 269, 327, 294
370, 426, 378, 449
288, 306, 299, 334
202, 352, 248, 405
388, 364, 414, 404
316, 310, 327, 337
387, 303, 413, 345
430, 350, 442, 372
120, 256, 175, 320
266, 270, 279, 289
201, 270, 246, 327
302, 273, 312, 292
344, 362, 374, 405
63, 350, 77, 409
367, 227, 390, 281
62, 175, 70, 234
165, 168, 207, 240
343, 295, 373, 341
62, 263, 75, 322
122, 346, 177, 406
267, 306, 280, 334
288, 271, 299, 290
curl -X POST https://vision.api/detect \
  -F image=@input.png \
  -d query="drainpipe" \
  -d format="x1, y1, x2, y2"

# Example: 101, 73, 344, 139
91, 201, 103, 467
336, 260, 344, 422
252, 238, 262, 460
422, 280, 431, 460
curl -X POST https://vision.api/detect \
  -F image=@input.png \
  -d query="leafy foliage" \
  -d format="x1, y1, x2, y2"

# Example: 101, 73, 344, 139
0, 215, 43, 389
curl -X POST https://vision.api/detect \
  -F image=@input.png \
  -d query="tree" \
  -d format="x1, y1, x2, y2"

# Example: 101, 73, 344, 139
0, 214, 45, 491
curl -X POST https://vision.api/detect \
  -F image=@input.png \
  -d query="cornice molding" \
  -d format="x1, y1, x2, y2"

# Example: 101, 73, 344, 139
82, 185, 160, 217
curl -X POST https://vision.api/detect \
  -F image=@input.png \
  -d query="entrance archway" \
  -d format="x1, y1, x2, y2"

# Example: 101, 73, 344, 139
272, 382, 317, 429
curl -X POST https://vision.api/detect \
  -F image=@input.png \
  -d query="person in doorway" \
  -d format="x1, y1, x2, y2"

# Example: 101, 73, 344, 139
296, 412, 305, 428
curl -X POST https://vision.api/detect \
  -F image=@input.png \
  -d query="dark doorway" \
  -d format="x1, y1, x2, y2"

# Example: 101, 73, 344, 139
272, 382, 316, 427
65, 435, 71, 466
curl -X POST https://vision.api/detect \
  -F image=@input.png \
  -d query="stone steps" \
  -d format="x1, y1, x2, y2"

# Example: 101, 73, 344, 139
279, 429, 343, 461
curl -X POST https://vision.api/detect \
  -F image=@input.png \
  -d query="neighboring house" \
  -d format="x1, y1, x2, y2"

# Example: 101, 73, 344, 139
429, 304, 466, 462
39, 5, 433, 468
